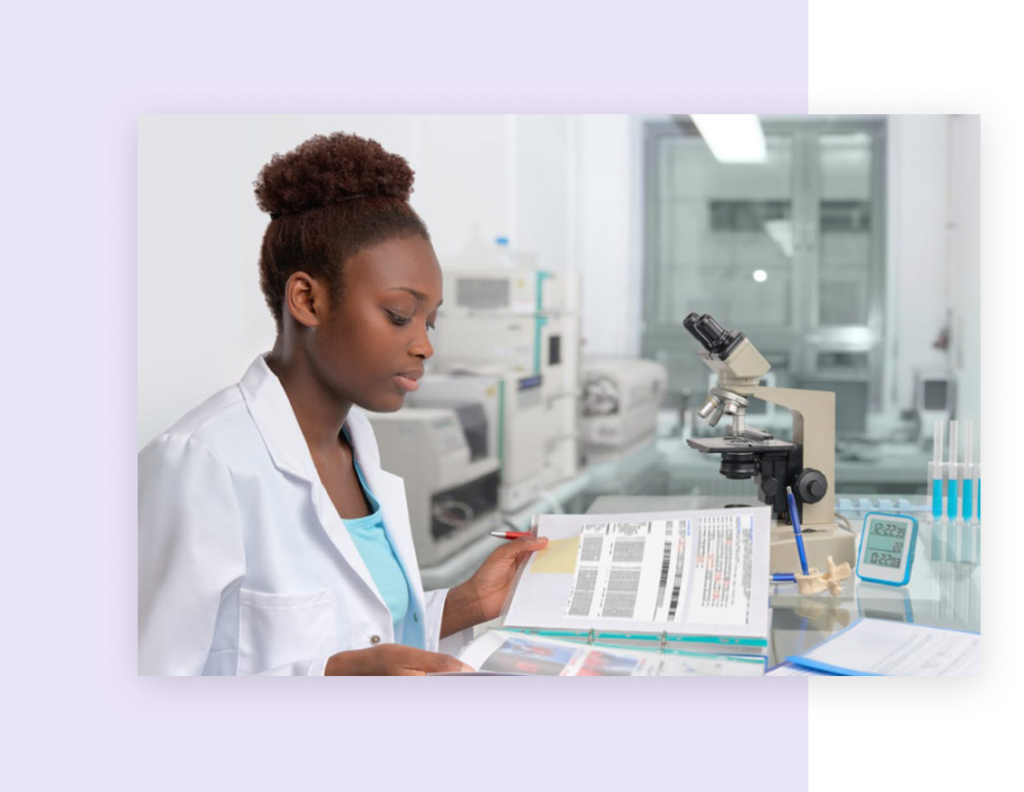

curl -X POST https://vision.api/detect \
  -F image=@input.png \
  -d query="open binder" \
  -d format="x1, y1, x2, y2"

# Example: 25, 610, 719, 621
498, 507, 773, 656
458, 629, 768, 676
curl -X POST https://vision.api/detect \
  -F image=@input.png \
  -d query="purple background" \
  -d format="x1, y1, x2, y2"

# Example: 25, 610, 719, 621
5, 2, 808, 789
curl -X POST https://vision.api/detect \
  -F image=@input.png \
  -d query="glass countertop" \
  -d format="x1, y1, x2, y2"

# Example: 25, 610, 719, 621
586, 494, 980, 667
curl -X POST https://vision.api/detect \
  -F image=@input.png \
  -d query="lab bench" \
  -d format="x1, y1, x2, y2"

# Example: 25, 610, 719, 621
457, 494, 979, 669
588, 494, 978, 668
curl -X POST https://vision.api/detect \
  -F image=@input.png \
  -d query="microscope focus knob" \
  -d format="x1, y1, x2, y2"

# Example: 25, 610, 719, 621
794, 469, 828, 504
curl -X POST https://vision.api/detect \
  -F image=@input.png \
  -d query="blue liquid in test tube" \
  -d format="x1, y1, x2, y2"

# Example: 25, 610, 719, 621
947, 420, 959, 521
973, 462, 981, 524
930, 464, 943, 520
930, 422, 944, 521
962, 422, 974, 522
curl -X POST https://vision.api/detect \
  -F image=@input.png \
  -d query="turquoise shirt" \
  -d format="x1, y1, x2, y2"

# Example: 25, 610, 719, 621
341, 446, 412, 646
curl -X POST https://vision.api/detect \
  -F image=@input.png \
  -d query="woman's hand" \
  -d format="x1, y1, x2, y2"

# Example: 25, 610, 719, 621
441, 535, 548, 637
325, 645, 475, 675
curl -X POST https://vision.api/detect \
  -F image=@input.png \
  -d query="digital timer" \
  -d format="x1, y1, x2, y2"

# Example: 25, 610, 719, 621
855, 512, 918, 587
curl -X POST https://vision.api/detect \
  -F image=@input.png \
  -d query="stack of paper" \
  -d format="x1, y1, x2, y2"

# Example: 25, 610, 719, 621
784, 618, 980, 676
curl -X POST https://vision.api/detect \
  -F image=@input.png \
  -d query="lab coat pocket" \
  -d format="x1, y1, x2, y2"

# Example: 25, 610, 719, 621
237, 588, 337, 675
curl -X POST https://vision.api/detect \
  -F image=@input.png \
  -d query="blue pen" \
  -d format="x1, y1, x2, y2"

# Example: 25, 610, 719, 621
772, 573, 796, 582
786, 486, 810, 576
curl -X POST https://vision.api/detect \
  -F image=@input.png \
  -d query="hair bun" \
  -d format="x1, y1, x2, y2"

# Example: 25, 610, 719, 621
254, 132, 415, 218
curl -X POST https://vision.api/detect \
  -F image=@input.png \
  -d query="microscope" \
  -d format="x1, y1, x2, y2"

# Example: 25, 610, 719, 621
682, 312, 856, 575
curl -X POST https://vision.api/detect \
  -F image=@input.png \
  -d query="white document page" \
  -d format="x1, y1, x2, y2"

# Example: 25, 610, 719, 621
503, 508, 771, 639
789, 618, 980, 676
458, 630, 766, 676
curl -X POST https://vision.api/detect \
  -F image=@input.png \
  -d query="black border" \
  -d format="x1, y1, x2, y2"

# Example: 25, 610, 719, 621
806, 86, 1015, 717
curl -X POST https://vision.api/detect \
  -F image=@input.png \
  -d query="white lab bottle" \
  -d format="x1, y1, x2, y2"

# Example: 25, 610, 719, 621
495, 236, 515, 268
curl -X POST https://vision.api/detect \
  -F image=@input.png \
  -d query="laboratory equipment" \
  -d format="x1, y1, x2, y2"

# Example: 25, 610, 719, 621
961, 522, 977, 564
946, 520, 960, 562
835, 496, 928, 515
855, 512, 918, 587
444, 266, 580, 314
962, 421, 974, 522
929, 517, 944, 562
433, 266, 582, 488
580, 357, 668, 462
929, 420, 944, 520
947, 419, 959, 520
974, 462, 981, 523
433, 303, 580, 396
915, 370, 957, 442
692, 371, 789, 439
367, 407, 502, 567
406, 368, 548, 514
682, 311, 857, 574
797, 375, 869, 439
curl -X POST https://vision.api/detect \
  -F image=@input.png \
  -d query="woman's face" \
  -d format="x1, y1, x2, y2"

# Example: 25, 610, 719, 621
311, 234, 443, 413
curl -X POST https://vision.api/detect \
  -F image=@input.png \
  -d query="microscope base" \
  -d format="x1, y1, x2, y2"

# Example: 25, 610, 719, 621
769, 522, 856, 576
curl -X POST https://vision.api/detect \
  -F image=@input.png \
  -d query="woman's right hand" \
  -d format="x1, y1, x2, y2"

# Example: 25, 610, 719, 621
325, 645, 475, 676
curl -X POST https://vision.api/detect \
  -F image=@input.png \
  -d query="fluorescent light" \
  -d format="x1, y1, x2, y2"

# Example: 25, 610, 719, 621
753, 269, 768, 283
691, 114, 767, 163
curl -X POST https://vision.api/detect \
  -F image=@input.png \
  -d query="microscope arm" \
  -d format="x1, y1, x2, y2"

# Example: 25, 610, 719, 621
746, 385, 836, 529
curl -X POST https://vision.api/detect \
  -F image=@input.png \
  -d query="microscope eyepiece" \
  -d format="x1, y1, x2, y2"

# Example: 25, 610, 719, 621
682, 312, 745, 358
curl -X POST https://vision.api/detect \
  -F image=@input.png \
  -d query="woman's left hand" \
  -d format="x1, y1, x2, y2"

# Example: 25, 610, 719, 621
440, 535, 548, 637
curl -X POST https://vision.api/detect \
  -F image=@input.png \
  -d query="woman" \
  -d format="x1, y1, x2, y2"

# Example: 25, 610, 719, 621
138, 132, 547, 675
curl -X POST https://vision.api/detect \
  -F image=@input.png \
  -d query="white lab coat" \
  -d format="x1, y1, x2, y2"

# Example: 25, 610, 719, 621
138, 354, 450, 675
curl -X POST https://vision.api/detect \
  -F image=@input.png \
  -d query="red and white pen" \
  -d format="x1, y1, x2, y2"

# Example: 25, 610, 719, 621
489, 531, 535, 540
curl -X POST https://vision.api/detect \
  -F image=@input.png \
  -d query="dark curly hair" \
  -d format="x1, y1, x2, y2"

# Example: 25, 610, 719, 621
254, 132, 430, 331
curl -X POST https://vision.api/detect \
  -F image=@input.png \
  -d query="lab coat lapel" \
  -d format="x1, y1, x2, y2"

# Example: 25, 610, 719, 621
345, 410, 429, 628
239, 355, 318, 482
239, 355, 386, 610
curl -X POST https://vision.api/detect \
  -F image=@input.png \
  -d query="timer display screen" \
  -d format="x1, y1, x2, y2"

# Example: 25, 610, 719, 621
864, 520, 907, 569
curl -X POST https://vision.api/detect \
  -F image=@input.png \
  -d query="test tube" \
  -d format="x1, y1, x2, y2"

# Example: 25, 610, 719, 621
961, 510, 974, 562
947, 420, 959, 520
961, 421, 973, 522
974, 462, 981, 524
929, 514, 944, 562
974, 463, 981, 561
946, 519, 959, 562
930, 420, 944, 521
